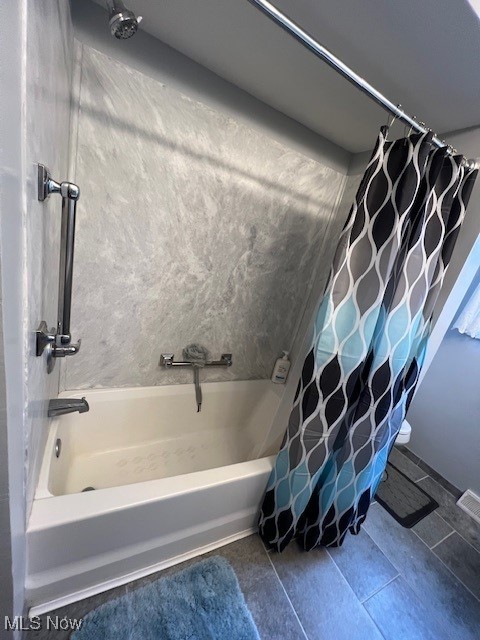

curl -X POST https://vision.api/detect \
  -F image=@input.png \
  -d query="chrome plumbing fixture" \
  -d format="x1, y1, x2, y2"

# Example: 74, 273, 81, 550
36, 164, 82, 373
48, 397, 89, 418
106, 0, 142, 39
160, 352, 233, 412
160, 354, 233, 368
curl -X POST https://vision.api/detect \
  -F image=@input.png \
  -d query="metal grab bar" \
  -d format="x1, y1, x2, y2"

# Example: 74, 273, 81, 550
57, 181, 79, 344
36, 164, 82, 373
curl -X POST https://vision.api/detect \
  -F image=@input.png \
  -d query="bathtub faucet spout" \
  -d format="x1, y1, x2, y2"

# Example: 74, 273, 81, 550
48, 397, 89, 418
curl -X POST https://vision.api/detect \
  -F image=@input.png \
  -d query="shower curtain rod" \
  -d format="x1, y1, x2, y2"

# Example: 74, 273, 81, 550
247, 0, 465, 157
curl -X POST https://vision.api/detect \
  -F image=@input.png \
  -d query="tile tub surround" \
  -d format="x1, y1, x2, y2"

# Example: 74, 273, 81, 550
63, 44, 347, 390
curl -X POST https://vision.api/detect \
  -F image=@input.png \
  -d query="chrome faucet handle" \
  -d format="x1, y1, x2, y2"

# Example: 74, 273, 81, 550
160, 353, 174, 367
221, 353, 233, 366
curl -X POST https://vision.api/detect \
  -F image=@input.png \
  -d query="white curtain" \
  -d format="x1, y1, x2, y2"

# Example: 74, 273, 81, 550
453, 281, 480, 339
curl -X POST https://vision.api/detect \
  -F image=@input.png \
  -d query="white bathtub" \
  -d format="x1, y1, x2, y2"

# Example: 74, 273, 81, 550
27, 380, 283, 614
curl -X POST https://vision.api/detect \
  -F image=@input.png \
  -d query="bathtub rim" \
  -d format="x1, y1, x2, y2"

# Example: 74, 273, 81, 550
35, 378, 284, 501
27, 381, 283, 617
30, 454, 276, 531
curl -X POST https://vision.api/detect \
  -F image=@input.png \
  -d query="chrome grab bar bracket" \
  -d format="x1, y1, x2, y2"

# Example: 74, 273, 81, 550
36, 164, 81, 373
220, 353, 233, 367
160, 353, 175, 367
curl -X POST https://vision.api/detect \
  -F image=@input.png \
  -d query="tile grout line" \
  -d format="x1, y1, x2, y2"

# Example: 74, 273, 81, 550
441, 527, 480, 554
413, 474, 429, 483
359, 573, 400, 604
324, 546, 387, 639
416, 473, 460, 499
395, 449, 480, 553
398, 447, 421, 467
402, 449, 461, 499
381, 448, 480, 605
430, 546, 480, 604
430, 530, 455, 550
372, 502, 480, 606
324, 536, 400, 605
415, 474, 480, 553
358, 531, 450, 638
361, 604, 389, 640
397, 448, 461, 498
260, 544, 310, 640
409, 524, 480, 603
415, 506, 476, 552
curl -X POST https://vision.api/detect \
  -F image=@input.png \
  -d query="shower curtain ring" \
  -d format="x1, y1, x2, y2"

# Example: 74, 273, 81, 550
384, 105, 402, 141
405, 116, 416, 138
403, 116, 416, 145
417, 121, 429, 137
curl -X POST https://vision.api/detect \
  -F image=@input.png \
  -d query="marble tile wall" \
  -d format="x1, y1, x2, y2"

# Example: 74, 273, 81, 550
64, 45, 347, 389
259, 171, 364, 453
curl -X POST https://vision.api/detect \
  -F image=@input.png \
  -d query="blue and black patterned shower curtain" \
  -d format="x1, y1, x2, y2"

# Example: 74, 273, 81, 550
260, 128, 477, 551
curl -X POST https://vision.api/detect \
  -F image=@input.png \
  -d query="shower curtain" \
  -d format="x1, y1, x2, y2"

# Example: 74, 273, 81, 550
260, 128, 477, 551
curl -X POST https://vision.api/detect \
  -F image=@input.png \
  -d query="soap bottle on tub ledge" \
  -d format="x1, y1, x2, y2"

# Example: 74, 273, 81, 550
271, 351, 291, 384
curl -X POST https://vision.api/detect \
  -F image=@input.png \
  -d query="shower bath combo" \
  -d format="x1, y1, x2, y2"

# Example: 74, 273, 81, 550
26, 0, 478, 618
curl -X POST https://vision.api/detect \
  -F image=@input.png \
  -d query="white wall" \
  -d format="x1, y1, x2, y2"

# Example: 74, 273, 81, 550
408, 268, 480, 494
0, 0, 73, 624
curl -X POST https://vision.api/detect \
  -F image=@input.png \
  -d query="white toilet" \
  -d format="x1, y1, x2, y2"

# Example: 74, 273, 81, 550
395, 420, 412, 445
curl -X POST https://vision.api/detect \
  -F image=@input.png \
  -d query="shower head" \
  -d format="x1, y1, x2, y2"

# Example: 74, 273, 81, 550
106, 0, 142, 39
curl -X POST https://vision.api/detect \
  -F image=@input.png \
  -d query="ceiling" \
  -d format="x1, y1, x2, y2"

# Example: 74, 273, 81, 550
95, 0, 480, 152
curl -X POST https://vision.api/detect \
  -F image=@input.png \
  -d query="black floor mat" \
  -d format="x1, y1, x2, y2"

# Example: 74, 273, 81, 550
375, 462, 438, 528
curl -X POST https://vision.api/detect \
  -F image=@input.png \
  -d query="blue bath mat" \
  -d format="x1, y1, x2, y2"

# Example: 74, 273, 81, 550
71, 556, 260, 640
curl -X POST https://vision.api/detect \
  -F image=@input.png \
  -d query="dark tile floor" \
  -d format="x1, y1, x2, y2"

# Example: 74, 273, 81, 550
28, 447, 480, 640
